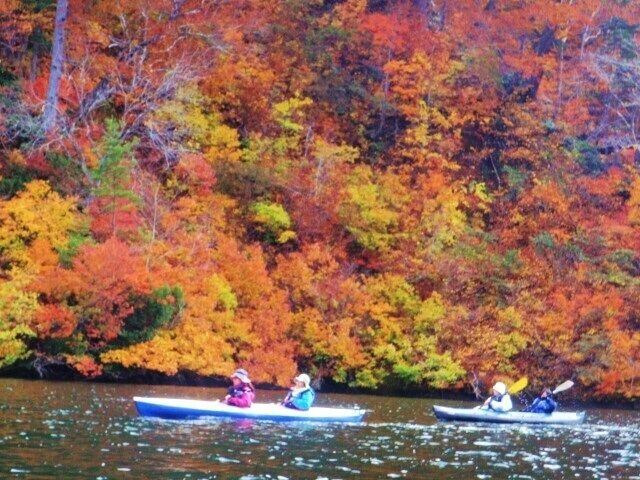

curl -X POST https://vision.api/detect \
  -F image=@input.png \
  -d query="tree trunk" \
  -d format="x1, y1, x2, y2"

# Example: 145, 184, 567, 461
42, 0, 69, 135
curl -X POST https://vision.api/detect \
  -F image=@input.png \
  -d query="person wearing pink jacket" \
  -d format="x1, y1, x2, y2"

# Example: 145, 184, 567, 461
223, 368, 255, 408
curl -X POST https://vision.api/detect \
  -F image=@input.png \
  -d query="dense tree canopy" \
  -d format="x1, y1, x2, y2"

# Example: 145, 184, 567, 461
1, 0, 639, 400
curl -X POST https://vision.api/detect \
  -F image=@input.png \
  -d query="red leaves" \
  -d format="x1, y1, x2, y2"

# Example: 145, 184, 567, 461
70, 237, 151, 346
88, 197, 142, 242
32, 237, 151, 349
31, 304, 76, 339
174, 153, 217, 194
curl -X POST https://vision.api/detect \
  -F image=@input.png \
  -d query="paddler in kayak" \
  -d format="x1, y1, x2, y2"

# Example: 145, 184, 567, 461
282, 373, 315, 411
480, 381, 513, 412
223, 368, 255, 408
523, 387, 557, 413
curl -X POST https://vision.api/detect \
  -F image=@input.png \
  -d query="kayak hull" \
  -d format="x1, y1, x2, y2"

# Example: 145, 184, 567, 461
134, 396, 366, 422
433, 405, 585, 425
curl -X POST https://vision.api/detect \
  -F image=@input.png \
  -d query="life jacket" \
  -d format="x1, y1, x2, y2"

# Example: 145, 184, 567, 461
284, 387, 315, 410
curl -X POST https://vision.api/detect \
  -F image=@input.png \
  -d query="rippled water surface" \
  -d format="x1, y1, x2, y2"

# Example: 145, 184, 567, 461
0, 379, 638, 479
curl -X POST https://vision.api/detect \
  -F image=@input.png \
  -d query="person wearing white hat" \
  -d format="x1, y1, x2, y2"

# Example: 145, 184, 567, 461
481, 381, 513, 412
224, 368, 255, 408
282, 373, 315, 410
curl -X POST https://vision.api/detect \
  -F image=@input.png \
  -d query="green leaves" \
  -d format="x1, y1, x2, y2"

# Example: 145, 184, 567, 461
91, 119, 138, 198
89, 119, 141, 240
250, 201, 297, 244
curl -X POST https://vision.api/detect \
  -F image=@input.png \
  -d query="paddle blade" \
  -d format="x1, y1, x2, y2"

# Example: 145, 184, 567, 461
552, 380, 574, 395
508, 377, 528, 394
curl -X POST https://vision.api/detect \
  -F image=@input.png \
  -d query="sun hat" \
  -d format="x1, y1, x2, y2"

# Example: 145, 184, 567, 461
294, 373, 310, 386
492, 381, 507, 395
231, 368, 251, 383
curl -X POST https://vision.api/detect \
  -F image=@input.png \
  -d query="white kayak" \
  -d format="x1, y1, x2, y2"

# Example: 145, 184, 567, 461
433, 405, 586, 425
134, 396, 367, 422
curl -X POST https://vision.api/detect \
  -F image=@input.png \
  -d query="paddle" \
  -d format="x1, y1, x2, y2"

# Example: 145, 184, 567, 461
552, 380, 574, 395
507, 377, 528, 395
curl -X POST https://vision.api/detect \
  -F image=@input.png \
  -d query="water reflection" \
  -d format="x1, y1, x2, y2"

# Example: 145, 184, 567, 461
0, 379, 638, 479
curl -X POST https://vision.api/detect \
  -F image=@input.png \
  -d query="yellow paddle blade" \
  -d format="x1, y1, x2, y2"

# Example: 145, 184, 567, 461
508, 377, 528, 394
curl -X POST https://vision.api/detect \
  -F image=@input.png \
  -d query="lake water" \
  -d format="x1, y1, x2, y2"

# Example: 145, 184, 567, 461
0, 378, 638, 479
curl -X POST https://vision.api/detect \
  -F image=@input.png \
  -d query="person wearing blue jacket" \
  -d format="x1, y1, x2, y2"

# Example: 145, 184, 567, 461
524, 388, 557, 413
283, 373, 315, 410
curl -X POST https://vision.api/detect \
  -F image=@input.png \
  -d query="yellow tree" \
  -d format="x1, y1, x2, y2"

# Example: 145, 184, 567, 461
0, 180, 84, 369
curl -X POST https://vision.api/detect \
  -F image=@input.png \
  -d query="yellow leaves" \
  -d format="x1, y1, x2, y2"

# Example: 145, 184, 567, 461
496, 331, 528, 360
420, 185, 468, 254
469, 181, 493, 213
308, 138, 360, 199
0, 267, 37, 368
384, 52, 433, 119
0, 268, 38, 327
147, 84, 242, 164
364, 273, 421, 317
0, 325, 35, 369
0, 180, 82, 268
312, 138, 359, 166
395, 101, 462, 172
273, 95, 313, 133
235, 95, 315, 173
348, 273, 466, 389
415, 292, 447, 334
101, 315, 237, 377
339, 165, 409, 251
205, 122, 242, 165
497, 306, 523, 329
269, 95, 314, 157
101, 334, 181, 376
205, 274, 238, 312
160, 318, 236, 375
488, 306, 529, 366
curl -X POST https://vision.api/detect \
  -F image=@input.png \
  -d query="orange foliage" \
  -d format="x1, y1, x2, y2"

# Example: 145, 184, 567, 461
32, 237, 151, 349
31, 304, 76, 339
3, 0, 640, 400
64, 354, 103, 378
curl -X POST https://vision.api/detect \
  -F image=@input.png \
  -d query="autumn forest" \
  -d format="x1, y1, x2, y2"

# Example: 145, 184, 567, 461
0, 0, 639, 401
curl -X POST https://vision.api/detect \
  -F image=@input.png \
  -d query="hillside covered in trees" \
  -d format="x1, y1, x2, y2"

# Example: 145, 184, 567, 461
1, 0, 639, 401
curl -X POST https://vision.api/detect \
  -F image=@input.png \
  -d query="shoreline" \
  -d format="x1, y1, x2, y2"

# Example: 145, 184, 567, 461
1, 368, 637, 410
